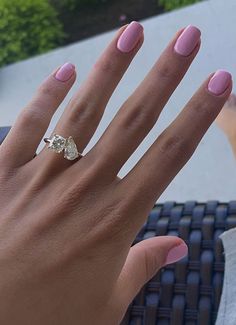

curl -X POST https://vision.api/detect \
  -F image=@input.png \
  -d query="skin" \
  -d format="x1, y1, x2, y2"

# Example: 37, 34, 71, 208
0, 25, 232, 325
216, 93, 236, 157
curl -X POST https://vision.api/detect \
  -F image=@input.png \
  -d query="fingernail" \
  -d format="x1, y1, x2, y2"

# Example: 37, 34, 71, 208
164, 243, 188, 266
174, 25, 201, 56
208, 70, 232, 96
55, 63, 75, 82
117, 21, 143, 53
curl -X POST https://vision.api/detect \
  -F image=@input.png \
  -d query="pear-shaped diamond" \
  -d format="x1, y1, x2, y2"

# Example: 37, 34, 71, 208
64, 136, 79, 160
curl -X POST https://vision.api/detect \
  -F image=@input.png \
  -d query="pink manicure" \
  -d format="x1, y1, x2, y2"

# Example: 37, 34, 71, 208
164, 243, 188, 266
117, 21, 143, 53
208, 70, 232, 96
55, 63, 75, 82
174, 25, 201, 56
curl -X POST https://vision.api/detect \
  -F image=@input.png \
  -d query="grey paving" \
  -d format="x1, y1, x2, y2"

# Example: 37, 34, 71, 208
1, 0, 236, 202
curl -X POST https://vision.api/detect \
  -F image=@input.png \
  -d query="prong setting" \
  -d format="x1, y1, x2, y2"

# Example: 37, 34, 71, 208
48, 134, 67, 153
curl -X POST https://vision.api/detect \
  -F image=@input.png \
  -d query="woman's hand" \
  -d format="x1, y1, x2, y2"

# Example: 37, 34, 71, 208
0, 23, 232, 325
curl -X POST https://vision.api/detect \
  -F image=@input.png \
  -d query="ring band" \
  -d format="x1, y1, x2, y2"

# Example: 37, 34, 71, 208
44, 134, 82, 161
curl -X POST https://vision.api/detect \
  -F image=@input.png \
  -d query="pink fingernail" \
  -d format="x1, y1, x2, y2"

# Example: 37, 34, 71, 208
208, 70, 232, 96
164, 243, 188, 266
55, 63, 75, 82
117, 21, 143, 53
174, 25, 201, 56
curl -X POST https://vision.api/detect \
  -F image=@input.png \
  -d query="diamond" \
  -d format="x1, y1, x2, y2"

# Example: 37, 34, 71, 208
48, 134, 66, 153
64, 136, 79, 160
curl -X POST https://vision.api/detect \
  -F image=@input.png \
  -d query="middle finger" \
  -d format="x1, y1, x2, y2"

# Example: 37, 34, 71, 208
89, 25, 201, 175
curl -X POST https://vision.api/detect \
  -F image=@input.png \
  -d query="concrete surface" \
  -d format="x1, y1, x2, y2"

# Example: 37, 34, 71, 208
1, 0, 236, 202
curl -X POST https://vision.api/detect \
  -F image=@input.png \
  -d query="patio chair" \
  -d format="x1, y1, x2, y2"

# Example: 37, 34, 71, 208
0, 126, 11, 144
121, 201, 236, 325
1, 127, 234, 325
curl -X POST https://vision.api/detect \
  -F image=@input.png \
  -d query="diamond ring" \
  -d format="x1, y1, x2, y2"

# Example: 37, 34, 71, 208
44, 134, 82, 161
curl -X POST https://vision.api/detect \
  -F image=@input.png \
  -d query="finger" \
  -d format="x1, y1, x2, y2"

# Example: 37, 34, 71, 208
119, 70, 232, 231
0, 63, 76, 168
40, 22, 144, 163
115, 237, 188, 311
88, 25, 201, 176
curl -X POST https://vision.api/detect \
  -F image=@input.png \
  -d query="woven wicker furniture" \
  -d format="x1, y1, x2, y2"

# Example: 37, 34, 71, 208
121, 201, 236, 324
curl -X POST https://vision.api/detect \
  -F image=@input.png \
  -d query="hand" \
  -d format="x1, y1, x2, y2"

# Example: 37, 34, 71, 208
0, 23, 232, 325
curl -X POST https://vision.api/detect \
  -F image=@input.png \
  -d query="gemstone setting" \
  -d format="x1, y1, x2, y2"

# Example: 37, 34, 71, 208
48, 134, 66, 153
64, 136, 79, 161
46, 134, 80, 161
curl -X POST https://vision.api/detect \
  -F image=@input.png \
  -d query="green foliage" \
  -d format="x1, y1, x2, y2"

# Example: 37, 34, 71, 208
51, 0, 108, 11
0, 0, 65, 67
159, 0, 202, 11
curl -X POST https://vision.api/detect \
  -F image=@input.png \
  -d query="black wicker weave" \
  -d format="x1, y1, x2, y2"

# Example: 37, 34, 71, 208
0, 126, 10, 145
1, 128, 235, 325
121, 201, 236, 325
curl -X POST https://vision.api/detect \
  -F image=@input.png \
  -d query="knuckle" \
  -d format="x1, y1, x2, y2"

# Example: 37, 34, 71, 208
38, 82, 57, 99
102, 195, 137, 238
17, 107, 47, 128
94, 56, 117, 75
92, 201, 128, 241
60, 167, 99, 210
120, 101, 157, 131
0, 167, 17, 186
68, 99, 88, 122
190, 98, 215, 121
64, 180, 90, 206
156, 63, 173, 81
159, 132, 193, 163
76, 185, 127, 240
68, 97, 99, 128
58, 190, 80, 213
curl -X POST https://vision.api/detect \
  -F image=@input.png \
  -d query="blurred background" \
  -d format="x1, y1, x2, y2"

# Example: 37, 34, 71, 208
0, 0, 202, 67
1, 0, 236, 203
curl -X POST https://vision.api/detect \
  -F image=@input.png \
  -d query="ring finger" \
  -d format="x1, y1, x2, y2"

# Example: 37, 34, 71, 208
87, 25, 201, 176
39, 22, 144, 166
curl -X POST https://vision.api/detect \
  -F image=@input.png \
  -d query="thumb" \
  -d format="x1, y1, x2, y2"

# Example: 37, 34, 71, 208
115, 236, 188, 309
